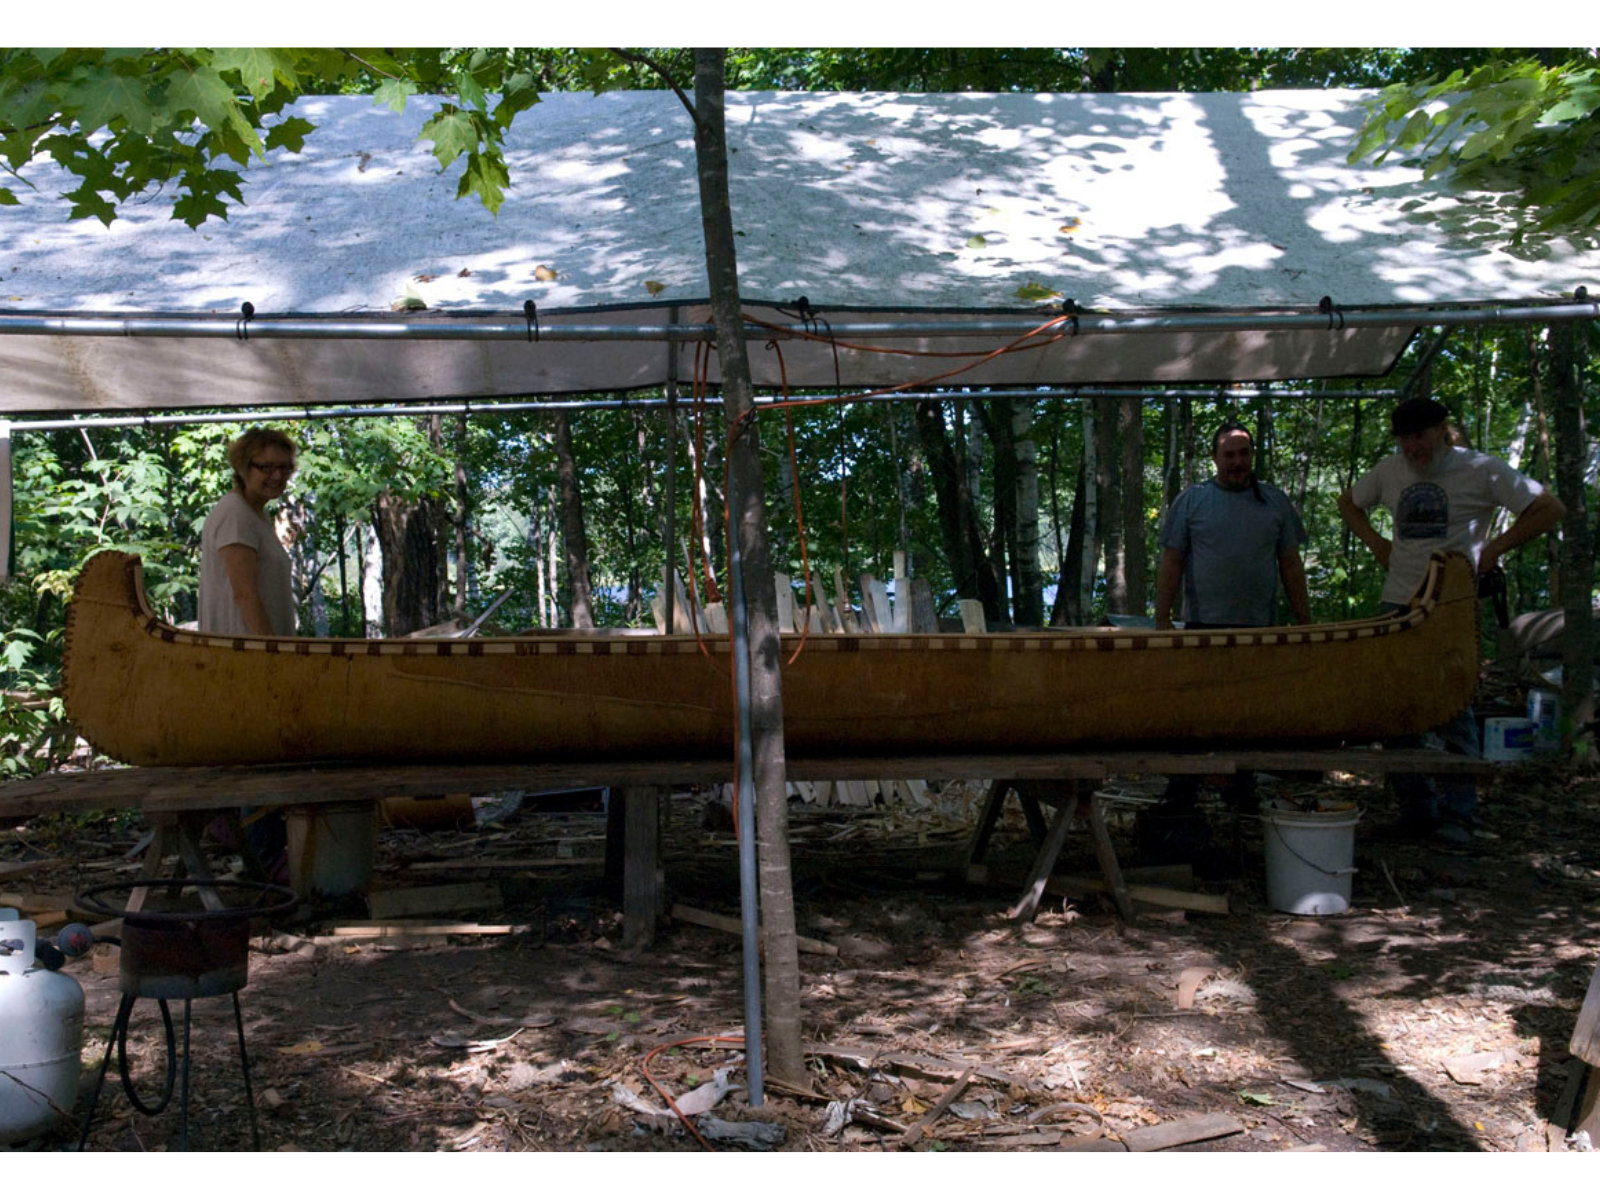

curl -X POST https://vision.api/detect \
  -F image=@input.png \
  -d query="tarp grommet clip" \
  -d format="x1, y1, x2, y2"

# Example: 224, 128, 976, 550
236, 301, 255, 341
1318, 295, 1344, 331
524, 299, 539, 342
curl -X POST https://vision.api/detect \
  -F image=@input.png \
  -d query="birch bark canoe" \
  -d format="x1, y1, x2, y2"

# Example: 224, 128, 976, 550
62, 549, 1479, 769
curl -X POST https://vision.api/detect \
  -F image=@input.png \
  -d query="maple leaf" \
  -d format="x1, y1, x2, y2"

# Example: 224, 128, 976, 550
265, 117, 316, 155
210, 48, 299, 97
419, 108, 478, 170
645, 280, 666, 296
374, 78, 418, 114
70, 71, 159, 137
62, 182, 117, 226
161, 64, 239, 132
455, 150, 509, 214
171, 188, 231, 229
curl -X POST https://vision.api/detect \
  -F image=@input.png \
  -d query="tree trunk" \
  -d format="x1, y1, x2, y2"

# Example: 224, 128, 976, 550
1163, 395, 1181, 510
374, 492, 443, 637
1011, 398, 1044, 626
1527, 328, 1561, 602
984, 398, 1017, 624
553, 410, 596, 630
1118, 394, 1146, 616
1550, 321, 1595, 763
359, 523, 382, 637
915, 399, 997, 612
1079, 403, 1097, 619
1094, 393, 1123, 615
692, 48, 802, 1084
1052, 462, 1088, 625
1294, 394, 1326, 517
453, 414, 472, 620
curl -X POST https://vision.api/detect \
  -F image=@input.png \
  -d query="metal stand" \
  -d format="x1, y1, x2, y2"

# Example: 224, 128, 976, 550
77, 989, 261, 1152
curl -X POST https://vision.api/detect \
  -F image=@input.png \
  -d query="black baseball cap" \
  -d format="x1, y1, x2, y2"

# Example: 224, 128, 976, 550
1391, 397, 1450, 436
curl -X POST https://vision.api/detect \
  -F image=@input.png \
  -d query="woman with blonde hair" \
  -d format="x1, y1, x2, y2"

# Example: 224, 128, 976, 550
198, 427, 299, 637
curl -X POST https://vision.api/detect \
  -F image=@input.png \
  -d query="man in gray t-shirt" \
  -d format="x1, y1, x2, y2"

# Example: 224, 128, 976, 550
1146, 423, 1311, 864
1154, 423, 1311, 631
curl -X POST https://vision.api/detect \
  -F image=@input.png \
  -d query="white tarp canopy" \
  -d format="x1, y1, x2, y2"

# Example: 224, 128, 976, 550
2, 88, 1597, 412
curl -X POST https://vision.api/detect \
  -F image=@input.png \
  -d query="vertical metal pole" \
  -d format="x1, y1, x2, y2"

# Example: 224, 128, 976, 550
727, 517, 764, 1105
662, 309, 680, 635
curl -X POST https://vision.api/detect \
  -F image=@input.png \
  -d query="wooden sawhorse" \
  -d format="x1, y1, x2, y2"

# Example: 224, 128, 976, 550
963, 778, 1134, 922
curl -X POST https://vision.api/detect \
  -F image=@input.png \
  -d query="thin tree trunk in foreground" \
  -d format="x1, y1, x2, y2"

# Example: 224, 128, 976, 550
692, 48, 803, 1084
1550, 321, 1595, 763
553, 410, 596, 630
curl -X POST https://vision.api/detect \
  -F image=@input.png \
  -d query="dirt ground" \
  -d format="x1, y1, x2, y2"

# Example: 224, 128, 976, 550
4, 758, 1599, 1156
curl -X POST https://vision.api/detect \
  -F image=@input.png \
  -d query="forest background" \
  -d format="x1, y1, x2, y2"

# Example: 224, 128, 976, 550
2, 46, 1597, 777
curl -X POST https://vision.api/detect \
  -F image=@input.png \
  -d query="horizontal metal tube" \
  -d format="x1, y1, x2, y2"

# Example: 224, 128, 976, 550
0, 386, 1397, 432
0, 301, 1594, 342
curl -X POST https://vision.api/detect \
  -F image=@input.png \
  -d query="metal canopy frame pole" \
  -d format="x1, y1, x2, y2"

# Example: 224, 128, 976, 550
2, 388, 1401, 433
0, 299, 1595, 342
663, 308, 679, 637
726, 489, 764, 1106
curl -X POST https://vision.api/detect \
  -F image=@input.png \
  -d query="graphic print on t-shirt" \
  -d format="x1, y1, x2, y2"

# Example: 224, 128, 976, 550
1396, 481, 1448, 539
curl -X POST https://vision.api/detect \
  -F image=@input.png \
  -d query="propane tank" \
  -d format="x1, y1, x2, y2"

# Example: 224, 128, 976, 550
0, 908, 86, 1144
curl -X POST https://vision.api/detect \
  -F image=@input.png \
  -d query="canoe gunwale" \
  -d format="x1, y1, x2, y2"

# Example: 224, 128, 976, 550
69, 550, 1458, 659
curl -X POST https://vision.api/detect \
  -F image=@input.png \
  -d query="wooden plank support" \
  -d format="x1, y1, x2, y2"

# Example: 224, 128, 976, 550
622, 785, 665, 949
971, 863, 1228, 915
1007, 787, 1079, 922
1087, 790, 1135, 922
963, 779, 1010, 869
1018, 788, 1049, 847
671, 903, 838, 957
1569, 955, 1600, 1068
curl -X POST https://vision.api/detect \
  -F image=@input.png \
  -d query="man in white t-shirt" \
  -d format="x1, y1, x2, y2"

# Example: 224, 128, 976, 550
1338, 396, 1564, 844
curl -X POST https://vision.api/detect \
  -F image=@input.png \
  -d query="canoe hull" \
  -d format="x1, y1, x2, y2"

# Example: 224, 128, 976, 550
62, 551, 1481, 768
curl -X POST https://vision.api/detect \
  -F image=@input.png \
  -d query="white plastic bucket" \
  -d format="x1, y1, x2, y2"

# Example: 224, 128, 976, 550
286, 800, 377, 897
1483, 717, 1536, 762
1260, 802, 1359, 916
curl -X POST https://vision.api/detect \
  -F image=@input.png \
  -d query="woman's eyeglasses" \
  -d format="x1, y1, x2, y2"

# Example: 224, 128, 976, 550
249, 461, 296, 477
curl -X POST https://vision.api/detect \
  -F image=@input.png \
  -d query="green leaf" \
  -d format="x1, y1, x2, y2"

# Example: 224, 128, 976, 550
162, 64, 239, 131
211, 48, 299, 97
418, 107, 479, 169
264, 116, 316, 154
62, 182, 118, 226
0, 187, 17, 206
374, 78, 418, 114
1013, 282, 1061, 302
966, 234, 987, 249
70, 70, 160, 137
171, 188, 231, 229
1239, 1091, 1276, 1106
455, 150, 510, 214
453, 67, 487, 112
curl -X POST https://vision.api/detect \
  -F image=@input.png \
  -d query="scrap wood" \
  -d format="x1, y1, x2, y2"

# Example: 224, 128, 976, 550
1176, 966, 1214, 1010
670, 903, 839, 957
1118, 1113, 1245, 1152
365, 880, 501, 920
969, 863, 1228, 915
0, 858, 67, 883
805, 1043, 1018, 1089
324, 920, 526, 938
404, 857, 604, 871
897, 1066, 974, 1148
